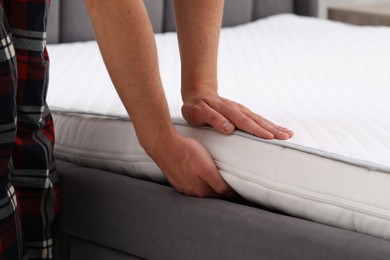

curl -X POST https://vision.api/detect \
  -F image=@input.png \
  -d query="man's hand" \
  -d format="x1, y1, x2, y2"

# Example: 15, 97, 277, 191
173, 1, 293, 141
146, 133, 235, 198
86, 0, 292, 199
182, 91, 294, 140
86, 0, 235, 198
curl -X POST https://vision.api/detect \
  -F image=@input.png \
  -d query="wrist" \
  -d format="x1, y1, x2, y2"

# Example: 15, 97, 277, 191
181, 65, 218, 102
137, 121, 179, 158
181, 81, 218, 103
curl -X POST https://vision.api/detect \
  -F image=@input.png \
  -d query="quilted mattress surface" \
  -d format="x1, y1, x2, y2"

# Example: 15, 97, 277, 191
47, 15, 390, 239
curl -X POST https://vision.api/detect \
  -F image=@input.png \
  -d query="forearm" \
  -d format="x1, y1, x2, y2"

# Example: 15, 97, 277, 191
174, 0, 293, 140
173, 0, 224, 101
84, 0, 235, 198
84, 0, 176, 151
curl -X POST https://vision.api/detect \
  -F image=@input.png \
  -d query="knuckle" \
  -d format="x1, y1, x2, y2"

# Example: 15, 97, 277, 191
237, 103, 246, 110
182, 100, 207, 114
215, 184, 231, 195
196, 102, 208, 110
210, 113, 225, 125
183, 187, 195, 197
238, 116, 251, 126
174, 184, 187, 194
218, 104, 227, 113
218, 100, 231, 113
190, 186, 211, 197
197, 167, 209, 179
194, 190, 208, 198
182, 106, 205, 125
181, 104, 194, 117
211, 113, 220, 121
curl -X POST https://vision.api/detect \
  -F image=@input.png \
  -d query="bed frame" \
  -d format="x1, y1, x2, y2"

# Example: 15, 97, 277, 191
50, 1, 390, 259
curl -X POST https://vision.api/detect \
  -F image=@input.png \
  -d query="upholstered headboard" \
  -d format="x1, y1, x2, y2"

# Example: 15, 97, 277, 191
47, 0, 318, 44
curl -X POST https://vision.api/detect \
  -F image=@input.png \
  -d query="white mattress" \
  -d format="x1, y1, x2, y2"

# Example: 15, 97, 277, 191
47, 15, 390, 240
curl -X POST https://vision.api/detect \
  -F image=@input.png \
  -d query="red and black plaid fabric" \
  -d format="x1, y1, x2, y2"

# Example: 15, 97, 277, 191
0, 0, 59, 259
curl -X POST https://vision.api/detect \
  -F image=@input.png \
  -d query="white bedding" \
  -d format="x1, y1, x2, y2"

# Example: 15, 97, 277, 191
47, 15, 390, 240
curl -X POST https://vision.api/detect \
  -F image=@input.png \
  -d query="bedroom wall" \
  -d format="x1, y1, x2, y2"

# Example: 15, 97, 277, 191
318, 0, 390, 18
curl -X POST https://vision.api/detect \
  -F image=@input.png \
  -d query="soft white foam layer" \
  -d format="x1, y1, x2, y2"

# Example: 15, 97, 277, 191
48, 15, 390, 239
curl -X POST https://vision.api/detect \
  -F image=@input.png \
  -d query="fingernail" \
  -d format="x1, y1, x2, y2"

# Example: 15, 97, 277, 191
223, 122, 234, 132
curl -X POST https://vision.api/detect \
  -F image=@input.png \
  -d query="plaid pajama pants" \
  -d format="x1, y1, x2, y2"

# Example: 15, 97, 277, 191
0, 0, 59, 259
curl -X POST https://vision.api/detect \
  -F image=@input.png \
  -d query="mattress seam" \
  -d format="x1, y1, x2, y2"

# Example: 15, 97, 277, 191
217, 161, 390, 221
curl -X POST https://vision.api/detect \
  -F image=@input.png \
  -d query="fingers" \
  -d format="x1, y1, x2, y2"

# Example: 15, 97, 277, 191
175, 179, 220, 198
180, 166, 235, 198
182, 100, 235, 134
182, 94, 294, 140
260, 117, 294, 138
184, 138, 235, 198
155, 135, 236, 198
248, 113, 293, 140
208, 98, 292, 140
217, 102, 275, 139
197, 161, 235, 197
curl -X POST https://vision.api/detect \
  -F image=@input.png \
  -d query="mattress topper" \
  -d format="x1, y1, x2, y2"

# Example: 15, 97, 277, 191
47, 14, 390, 172
47, 15, 390, 240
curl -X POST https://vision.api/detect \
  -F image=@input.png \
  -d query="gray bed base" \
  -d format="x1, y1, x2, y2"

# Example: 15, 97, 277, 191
50, 0, 390, 259
56, 160, 390, 260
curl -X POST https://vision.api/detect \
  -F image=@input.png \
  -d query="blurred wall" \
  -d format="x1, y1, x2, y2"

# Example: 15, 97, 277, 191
318, 0, 390, 18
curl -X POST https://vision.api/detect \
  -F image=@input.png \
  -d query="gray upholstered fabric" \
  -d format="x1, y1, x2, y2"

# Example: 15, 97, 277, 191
163, 0, 295, 31
162, 0, 176, 32
70, 237, 142, 260
254, 0, 294, 19
47, 0, 318, 43
223, 0, 254, 27
60, 0, 95, 43
56, 0, 165, 43
295, 0, 319, 16
144, 0, 165, 33
47, 0, 60, 43
57, 161, 390, 260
